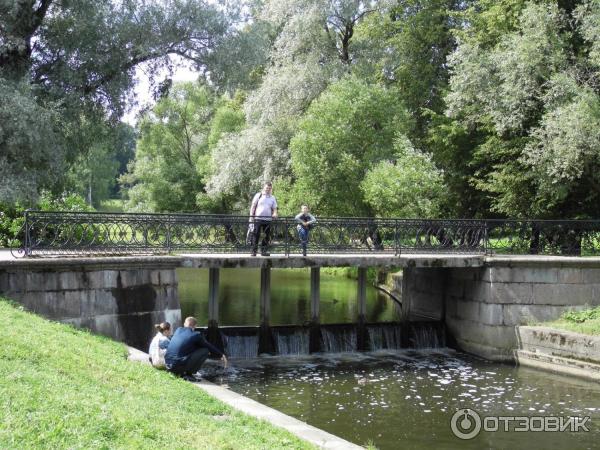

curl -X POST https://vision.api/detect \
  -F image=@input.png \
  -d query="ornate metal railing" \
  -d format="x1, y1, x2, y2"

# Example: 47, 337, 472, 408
9, 211, 600, 257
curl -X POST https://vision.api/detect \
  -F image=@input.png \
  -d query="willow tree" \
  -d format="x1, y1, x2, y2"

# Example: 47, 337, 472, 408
0, 0, 229, 204
206, 0, 376, 209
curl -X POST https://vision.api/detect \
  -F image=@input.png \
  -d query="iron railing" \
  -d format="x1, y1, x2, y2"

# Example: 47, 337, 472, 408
9, 210, 600, 257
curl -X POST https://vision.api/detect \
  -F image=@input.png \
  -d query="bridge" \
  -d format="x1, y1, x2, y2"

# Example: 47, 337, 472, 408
11, 210, 600, 257
3, 211, 600, 362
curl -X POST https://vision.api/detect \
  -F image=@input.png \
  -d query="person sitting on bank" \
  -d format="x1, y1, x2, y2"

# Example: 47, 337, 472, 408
249, 181, 278, 256
294, 204, 317, 257
164, 317, 228, 379
148, 321, 172, 369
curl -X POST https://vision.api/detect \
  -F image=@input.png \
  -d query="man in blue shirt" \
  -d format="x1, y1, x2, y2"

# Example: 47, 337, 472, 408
165, 317, 227, 378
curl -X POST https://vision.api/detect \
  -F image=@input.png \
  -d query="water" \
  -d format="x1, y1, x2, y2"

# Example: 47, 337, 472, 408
202, 350, 600, 450
178, 268, 397, 325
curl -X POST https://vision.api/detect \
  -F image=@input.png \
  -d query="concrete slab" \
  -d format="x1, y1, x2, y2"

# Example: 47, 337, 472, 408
1, 250, 484, 270
193, 379, 362, 449
126, 346, 362, 449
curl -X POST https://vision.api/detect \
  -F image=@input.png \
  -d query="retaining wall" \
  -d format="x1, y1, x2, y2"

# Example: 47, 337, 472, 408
0, 264, 181, 350
404, 259, 600, 362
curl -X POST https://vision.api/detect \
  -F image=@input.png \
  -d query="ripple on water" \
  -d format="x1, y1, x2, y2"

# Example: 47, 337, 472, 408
200, 349, 600, 450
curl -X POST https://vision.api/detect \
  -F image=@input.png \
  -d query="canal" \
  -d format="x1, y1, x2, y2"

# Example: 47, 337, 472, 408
178, 268, 600, 449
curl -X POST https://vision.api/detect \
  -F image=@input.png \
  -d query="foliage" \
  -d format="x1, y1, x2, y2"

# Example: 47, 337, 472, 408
562, 306, 600, 323
122, 82, 217, 213
361, 137, 446, 218
0, 298, 314, 449
354, 0, 462, 141
0, 79, 64, 204
0, 0, 229, 205
0, 192, 92, 247
288, 76, 412, 216
544, 306, 600, 336
206, 0, 374, 207
444, 1, 600, 219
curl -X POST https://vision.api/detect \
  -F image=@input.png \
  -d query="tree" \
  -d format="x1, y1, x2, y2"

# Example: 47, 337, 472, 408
354, 0, 463, 142
361, 137, 446, 218
0, 79, 63, 204
288, 76, 412, 216
122, 82, 216, 212
0, 0, 229, 204
206, 0, 375, 205
442, 1, 600, 218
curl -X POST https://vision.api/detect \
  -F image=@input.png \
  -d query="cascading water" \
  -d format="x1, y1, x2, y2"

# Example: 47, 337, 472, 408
320, 326, 357, 353
222, 333, 259, 358
367, 324, 403, 350
273, 328, 309, 355
409, 322, 445, 349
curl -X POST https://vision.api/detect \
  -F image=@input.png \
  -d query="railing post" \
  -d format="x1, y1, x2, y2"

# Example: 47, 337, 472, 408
484, 221, 489, 255
166, 215, 172, 254
395, 219, 400, 256
24, 209, 31, 257
284, 217, 290, 256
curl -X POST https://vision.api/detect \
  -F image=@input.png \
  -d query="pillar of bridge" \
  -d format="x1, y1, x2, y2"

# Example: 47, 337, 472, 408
357, 267, 368, 351
207, 268, 224, 351
309, 267, 321, 353
258, 267, 274, 354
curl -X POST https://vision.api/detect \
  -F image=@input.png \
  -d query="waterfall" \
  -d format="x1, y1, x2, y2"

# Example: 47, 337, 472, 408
222, 333, 259, 358
273, 328, 309, 355
409, 322, 445, 349
320, 326, 357, 353
367, 324, 403, 350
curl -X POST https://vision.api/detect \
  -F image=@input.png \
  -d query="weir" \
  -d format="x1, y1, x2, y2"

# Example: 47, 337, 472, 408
3, 249, 600, 362
198, 322, 445, 358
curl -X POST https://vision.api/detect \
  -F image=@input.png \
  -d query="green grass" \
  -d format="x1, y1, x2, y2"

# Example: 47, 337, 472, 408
542, 306, 600, 336
0, 298, 315, 449
98, 198, 125, 212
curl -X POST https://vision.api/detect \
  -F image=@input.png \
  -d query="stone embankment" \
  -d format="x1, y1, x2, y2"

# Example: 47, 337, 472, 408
516, 326, 600, 382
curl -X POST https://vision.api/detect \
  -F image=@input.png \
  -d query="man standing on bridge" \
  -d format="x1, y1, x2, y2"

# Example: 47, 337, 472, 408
249, 181, 278, 256
165, 317, 227, 379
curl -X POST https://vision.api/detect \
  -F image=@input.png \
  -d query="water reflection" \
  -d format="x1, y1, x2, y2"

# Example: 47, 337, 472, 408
178, 268, 397, 326
201, 351, 600, 450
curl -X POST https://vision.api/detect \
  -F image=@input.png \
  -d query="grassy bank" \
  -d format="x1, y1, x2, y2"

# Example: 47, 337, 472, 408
0, 298, 314, 449
543, 306, 600, 336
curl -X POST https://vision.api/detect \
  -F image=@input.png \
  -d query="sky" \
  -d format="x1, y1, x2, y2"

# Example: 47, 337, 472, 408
121, 58, 199, 126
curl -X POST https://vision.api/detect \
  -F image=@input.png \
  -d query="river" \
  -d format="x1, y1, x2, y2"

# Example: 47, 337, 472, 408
178, 268, 600, 449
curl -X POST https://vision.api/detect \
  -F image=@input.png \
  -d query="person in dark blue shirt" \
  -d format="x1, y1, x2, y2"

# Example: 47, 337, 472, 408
165, 316, 227, 378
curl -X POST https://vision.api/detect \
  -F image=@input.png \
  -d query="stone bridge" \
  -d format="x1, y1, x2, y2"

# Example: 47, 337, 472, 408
2, 250, 599, 361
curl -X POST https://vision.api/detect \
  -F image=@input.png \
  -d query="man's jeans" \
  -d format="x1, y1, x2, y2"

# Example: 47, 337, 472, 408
297, 226, 309, 251
167, 348, 209, 376
252, 219, 272, 253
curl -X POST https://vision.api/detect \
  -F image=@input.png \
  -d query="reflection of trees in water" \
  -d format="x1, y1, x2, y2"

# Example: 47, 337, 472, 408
178, 268, 395, 326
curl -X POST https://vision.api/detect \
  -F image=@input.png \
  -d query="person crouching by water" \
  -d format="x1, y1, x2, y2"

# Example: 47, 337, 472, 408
165, 317, 228, 379
295, 204, 316, 256
148, 321, 172, 368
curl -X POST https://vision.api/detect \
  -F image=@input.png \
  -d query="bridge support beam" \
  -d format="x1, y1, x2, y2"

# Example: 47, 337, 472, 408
259, 267, 274, 354
309, 267, 321, 353
207, 268, 223, 351
357, 267, 368, 351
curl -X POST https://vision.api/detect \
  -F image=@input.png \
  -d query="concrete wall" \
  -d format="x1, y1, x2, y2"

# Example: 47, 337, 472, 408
0, 266, 181, 350
402, 267, 445, 321
404, 261, 600, 362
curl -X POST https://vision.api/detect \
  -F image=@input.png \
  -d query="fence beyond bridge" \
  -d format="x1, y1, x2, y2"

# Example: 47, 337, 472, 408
12, 211, 600, 257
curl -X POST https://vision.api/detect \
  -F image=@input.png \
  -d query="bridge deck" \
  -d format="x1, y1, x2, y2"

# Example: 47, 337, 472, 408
0, 250, 484, 269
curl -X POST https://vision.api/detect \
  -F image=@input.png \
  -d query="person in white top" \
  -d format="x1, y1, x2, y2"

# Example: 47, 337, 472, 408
249, 181, 278, 256
148, 322, 172, 369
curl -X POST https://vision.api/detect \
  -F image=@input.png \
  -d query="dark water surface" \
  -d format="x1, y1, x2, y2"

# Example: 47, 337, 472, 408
178, 268, 397, 325
202, 350, 600, 450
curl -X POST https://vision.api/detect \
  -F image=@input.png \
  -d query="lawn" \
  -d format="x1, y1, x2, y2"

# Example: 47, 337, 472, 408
0, 298, 314, 449
542, 306, 600, 336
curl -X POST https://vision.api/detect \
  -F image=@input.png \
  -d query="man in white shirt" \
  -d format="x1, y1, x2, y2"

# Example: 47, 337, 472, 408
249, 182, 278, 256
